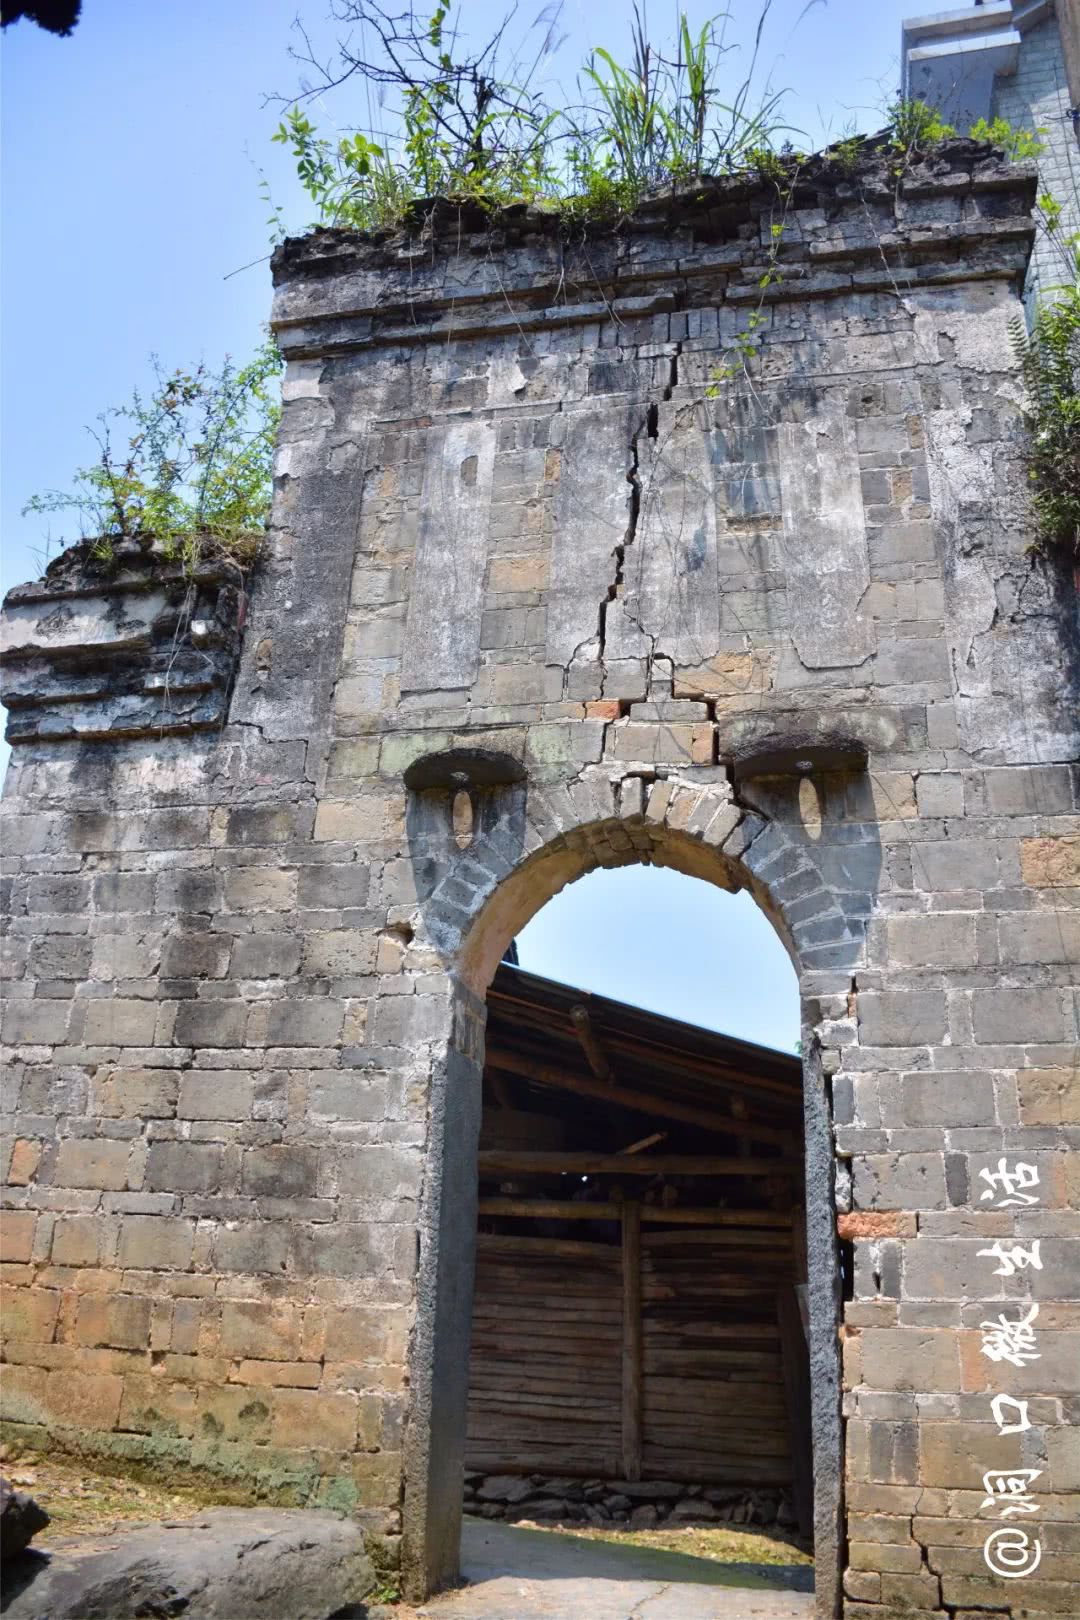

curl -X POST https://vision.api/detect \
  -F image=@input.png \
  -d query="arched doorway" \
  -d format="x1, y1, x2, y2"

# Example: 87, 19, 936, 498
465, 864, 811, 1568
401, 776, 859, 1620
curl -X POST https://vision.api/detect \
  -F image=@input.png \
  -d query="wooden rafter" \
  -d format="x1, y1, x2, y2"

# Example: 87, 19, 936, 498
486, 1045, 796, 1150
478, 1150, 795, 1177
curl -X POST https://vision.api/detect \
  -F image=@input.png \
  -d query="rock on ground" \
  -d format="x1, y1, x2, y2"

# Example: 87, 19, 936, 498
0, 1507, 373, 1620
0, 1476, 50, 1558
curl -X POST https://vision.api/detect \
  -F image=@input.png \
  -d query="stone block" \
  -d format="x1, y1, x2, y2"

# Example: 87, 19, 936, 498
371, 996, 448, 1047
842, 1570, 881, 1602
160, 933, 232, 980
54, 1137, 136, 1192
83, 998, 159, 1046
296, 863, 371, 909
983, 764, 1074, 815
118, 1376, 198, 1437
271, 1388, 357, 1451
178, 1071, 255, 1120
173, 1000, 249, 1048
1046, 1425, 1080, 1489
212, 1222, 305, 1276
43, 1369, 124, 1431
886, 914, 976, 968
29, 936, 92, 980
93, 1068, 179, 1119
1018, 1066, 1080, 1125
197, 1386, 273, 1443
309, 1222, 413, 1281
226, 805, 304, 845
91, 933, 163, 981
0, 1364, 49, 1425
971, 986, 1066, 1044
859, 1328, 960, 1392
241, 1145, 319, 1198
155, 869, 222, 914
898, 1071, 996, 1127
905, 1235, 1080, 1302
230, 934, 303, 979
875, 637, 950, 686
225, 867, 298, 911
309, 1072, 393, 1123
918, 1420, 1023, 1489
145, 1141, 226, 1195
915, 772, 963, 818
265, 999, 345, 1046
857, 990, 946, 1046
854, 1153, 946, 1210
93, 873, 155, 912
605, 721, 713, 765
93, 874, 153, 913
328, 1146, 422, 1201
318, 1305, 409, 1365
28, 875, 91, 914
1, 1286, 59, 1341
6, 1139, 43, 1185
117, 1216, 195, 1271
1020, 834, 1080, 886
914, 840, 1006, 892
302, 930, 377, 976
75, 1292, 152, 1350
314, 797, 403, 845
51, 1214, 115, 1266
220, 1300, 302, 1361
2, 999, 73, 1045
997, 911, 1080, 964
877, 1571, 941, 1609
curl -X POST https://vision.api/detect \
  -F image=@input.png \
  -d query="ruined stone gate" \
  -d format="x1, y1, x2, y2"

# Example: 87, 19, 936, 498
1, 141, 1079, 1619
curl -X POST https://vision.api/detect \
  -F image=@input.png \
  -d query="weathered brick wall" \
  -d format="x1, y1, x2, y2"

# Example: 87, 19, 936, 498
2, 141, 1079, 1617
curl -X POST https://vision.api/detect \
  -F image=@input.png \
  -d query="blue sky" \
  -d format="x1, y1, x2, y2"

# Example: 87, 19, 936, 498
516, 866, 800, 1050
1, 0, 916, 1042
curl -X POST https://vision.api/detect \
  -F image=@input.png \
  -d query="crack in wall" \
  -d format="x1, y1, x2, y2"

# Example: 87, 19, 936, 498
596, 411, 648, 696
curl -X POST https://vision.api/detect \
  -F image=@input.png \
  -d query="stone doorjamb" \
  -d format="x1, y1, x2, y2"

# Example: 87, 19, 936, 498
400, 766, 869, 1618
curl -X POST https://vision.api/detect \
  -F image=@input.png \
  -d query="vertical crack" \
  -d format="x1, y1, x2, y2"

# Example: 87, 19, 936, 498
597, 414, 646, 690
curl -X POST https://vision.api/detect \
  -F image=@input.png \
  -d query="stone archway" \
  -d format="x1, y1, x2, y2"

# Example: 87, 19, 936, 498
400, 767, 876, 1618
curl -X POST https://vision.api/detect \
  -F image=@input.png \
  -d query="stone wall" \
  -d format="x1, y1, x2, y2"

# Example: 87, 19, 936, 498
2, 140, 1079, 1619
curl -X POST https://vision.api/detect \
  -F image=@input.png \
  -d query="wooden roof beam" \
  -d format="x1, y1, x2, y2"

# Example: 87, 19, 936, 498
477, 1150, 796, 1177
486, 1045, 797, 1150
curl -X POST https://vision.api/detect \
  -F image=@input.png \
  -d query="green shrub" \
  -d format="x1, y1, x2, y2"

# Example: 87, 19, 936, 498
23, 343, 282, 569
1010, 247, 1080, 555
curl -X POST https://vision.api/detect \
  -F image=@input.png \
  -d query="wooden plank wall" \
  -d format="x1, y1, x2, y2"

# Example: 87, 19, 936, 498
466, 1237, 623, 1479
641, 1228, 792, 1485
465, 1225, 794, 1484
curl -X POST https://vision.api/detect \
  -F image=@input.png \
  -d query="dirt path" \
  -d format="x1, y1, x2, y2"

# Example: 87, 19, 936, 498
410, 1520, 816, 1620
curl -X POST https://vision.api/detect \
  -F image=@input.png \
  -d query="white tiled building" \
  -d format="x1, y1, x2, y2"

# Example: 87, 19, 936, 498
903, 1, 1080, 307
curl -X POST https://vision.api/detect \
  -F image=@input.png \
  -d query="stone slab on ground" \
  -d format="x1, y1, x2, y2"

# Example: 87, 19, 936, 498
414, 1519, 815, 1620
0, 1506, 373, 1620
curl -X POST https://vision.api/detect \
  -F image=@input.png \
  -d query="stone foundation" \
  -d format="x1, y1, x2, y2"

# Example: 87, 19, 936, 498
464, 1473, 800, 1536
